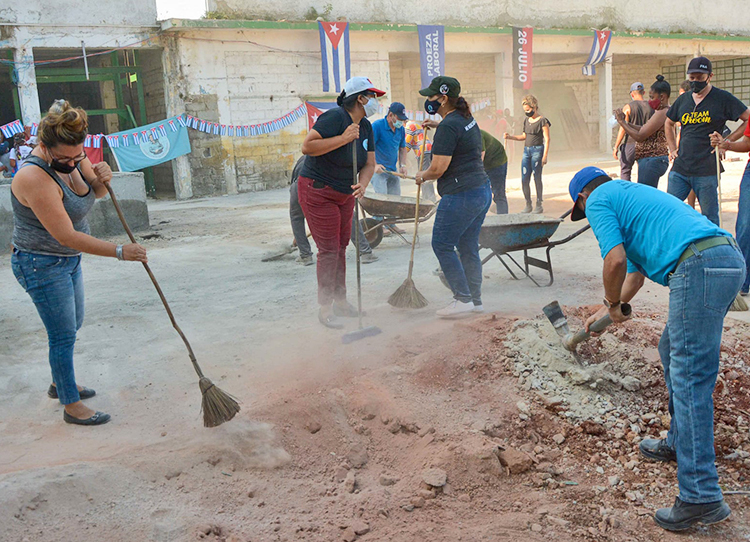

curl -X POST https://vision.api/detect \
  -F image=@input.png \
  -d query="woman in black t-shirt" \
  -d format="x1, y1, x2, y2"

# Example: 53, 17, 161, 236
416, 76, 492, 318
299, 77, 383, 328
504, 95, 551, 214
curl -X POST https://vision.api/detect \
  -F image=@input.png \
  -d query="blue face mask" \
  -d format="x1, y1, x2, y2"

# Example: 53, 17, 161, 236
394, 120, 404, 129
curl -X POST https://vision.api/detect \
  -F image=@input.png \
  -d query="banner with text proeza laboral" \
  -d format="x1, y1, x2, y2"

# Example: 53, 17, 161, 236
418, 25, 445, 89
512, 27, 533, 90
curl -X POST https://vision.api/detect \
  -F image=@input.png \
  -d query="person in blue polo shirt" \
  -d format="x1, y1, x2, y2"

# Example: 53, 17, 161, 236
569, 166, 745, 532
371, 102, 408, 196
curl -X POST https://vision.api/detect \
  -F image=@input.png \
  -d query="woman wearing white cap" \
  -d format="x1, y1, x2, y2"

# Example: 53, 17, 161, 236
299, 77, 384, 328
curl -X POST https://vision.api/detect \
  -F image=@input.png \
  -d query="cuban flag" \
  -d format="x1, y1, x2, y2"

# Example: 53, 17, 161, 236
582, 30, 612, 76
305, 101, 337, 131
318, 21, 350, 93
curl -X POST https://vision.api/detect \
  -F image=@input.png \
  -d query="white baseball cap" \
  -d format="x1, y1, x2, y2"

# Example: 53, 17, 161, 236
343, 77, 385, 97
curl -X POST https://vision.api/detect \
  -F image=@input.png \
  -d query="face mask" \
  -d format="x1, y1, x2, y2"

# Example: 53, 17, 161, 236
50, 160, 77, 174
524, 110, 535, 117
689, 79, 708, 93
648, 98, 662, 110
363, 97, 379, 117
424, 98, 442, 115
394, 120, 404, 129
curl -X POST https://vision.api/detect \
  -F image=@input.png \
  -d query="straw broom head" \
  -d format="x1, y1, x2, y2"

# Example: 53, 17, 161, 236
199, 377, 241, 428
388, 278, 429, 309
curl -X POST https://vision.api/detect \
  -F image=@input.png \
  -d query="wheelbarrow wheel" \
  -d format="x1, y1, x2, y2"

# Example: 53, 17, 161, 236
360, 218, 383, 249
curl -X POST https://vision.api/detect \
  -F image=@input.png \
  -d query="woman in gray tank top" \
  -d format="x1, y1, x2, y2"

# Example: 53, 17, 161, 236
10, 100, 147, 426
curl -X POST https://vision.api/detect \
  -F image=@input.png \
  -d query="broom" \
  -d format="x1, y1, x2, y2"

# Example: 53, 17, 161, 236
715, 148, 748, 312
388, 129, 430, 309
104, 182, 240, 427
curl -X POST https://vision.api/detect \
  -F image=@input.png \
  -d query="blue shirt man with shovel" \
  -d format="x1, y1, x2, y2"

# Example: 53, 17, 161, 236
569, 166, 745, 532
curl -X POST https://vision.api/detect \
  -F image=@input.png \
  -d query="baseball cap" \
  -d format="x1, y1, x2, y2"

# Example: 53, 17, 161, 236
419, 76, 461, 98
630, 82, 644, 92
687, 56, 712, 75
389, 102, 408, 120
343, 77, 385, 98
569, 166, 610, 221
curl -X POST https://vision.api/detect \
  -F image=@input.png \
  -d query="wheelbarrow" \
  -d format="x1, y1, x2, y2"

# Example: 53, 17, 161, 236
478, 210, 590, 287
359, 191, 437, 249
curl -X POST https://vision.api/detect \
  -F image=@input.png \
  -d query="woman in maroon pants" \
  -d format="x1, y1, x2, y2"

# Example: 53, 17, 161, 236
299, 77, 383, 328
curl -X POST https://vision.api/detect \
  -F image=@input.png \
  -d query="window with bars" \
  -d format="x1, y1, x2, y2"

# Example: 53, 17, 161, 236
664, 59, 750, 103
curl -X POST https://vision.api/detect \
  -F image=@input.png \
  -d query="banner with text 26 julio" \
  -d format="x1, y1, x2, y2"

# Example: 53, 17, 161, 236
513, 27, 533, 90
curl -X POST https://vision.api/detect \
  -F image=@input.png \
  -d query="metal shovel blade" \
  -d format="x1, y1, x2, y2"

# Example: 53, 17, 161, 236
542, 300, 571, 339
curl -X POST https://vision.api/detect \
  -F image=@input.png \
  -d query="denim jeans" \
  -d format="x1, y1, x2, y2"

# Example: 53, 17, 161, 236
619, 143, 636, 181
735, 161, 750, 292
657, 243, 745, 503
521, 145, 544, 205
11, 250, 84, 405
371, 171, 401, 196
290, 181, 312, 258
636, 156, 669, 189
431, 182, 492, 304
668, 170, 720, 226
486, 163, 508, 214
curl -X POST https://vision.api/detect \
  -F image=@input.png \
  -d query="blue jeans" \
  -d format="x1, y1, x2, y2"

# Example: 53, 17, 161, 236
668, 171, 720, 226
657, 243, 745, 503
486, 163, 508, 214
431, 183, 492, 304
736, 161, 750, 292
11, 250, 84, 405
521, 145, 544, 205
636, 156, 669, 189
371, 171, 401, 196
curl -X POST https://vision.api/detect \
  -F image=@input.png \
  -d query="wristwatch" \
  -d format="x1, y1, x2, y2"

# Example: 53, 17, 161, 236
603, 297, 621, 309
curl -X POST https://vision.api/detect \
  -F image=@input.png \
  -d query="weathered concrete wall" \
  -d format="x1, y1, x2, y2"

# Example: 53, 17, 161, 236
1, 0, 158, 27
208, 0, 750, 36
0, 173, 149, 254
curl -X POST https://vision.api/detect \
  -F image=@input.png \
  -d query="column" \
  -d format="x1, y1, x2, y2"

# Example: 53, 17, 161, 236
13, 30, 42, 125
598, 55, 613, 154
495, 43, 514, 115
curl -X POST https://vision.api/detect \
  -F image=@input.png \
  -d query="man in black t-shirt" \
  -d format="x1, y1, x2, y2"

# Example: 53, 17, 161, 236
665, 56, 750, 225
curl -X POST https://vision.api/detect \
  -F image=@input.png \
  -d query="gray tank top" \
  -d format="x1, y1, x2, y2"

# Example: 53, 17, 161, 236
623, 100, 654, 147
12, 155, 96, 257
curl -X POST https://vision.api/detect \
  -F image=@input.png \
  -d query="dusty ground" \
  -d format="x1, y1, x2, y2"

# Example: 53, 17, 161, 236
1, 153, 750, 542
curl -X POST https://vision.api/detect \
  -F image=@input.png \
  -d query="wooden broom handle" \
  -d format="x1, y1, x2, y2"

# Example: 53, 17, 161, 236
407, 128, 430, 279
104, 182, 204, 378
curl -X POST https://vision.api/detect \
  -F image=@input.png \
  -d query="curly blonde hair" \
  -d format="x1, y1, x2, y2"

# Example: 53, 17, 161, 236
521, 95, 539, 110
39, 100, 88, 148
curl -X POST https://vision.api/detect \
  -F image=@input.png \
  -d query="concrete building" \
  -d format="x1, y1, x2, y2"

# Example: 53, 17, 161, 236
3, 0, 750, 199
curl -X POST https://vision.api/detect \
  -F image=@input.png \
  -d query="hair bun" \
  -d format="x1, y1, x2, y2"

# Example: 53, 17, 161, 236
655, 74, 665, 82
38, 99, 88, 148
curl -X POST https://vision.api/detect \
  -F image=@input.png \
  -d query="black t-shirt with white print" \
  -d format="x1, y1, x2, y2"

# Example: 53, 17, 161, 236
666, 86, 747, 177
431, 112, 489, 196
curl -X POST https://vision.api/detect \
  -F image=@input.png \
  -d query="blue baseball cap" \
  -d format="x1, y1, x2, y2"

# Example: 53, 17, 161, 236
569, 166, 610, 221
389, 102, 408, 120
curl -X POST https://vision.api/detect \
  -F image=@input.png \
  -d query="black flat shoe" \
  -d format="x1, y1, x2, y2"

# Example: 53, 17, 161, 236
318, 309, 344, 329
654, 497, 730, 531
48, 384, 96, 400
63, 411, 111, 426
639, 438, 677, 463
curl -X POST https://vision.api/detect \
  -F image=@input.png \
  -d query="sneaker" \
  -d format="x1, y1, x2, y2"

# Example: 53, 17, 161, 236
639, 438, 677, 463
295, 255, 314, 266
521, 204, 532, 214
741, 289, 749, 297
472, 304, 484, 313
436, 300, 475, 318
360, 252, 379, 264
532, 203, 544, 214
654, 497, 730, 531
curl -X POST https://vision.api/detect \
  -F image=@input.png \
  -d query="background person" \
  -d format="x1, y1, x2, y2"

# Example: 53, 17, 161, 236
678, 80, 698, 209
415, 76, 491, 318
10, 100, 148, 426
481, 129, 509, 214
614, 75, 672, 189
665, 56, 750, 226
9, 133, 33, 174
299, 77, 382, 329
569, 166, 743, 531
613, 82, 652, 181
504, 95, 551, 214
0, 132, 11, 177
371, 102, 408, 195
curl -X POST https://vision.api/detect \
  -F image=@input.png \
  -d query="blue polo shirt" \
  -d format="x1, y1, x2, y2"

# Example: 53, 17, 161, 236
371, 118, 406, 172
585, 181, 730, 286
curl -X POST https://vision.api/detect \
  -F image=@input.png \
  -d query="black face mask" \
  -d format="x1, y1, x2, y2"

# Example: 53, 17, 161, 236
689, 79, 709, 93
50, 160, 77, 174
524, 110, 535, 117
424, 98, 442, 115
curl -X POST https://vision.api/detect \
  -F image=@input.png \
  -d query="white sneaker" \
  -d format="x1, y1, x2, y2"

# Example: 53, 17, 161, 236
472, 304, 484, 313
436, 300, 475, 318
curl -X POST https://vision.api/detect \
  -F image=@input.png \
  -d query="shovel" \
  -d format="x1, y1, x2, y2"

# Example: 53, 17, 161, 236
543, 301, 632, 352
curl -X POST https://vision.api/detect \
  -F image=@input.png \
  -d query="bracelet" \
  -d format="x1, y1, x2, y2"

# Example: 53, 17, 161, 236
116, 245, 124, 261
